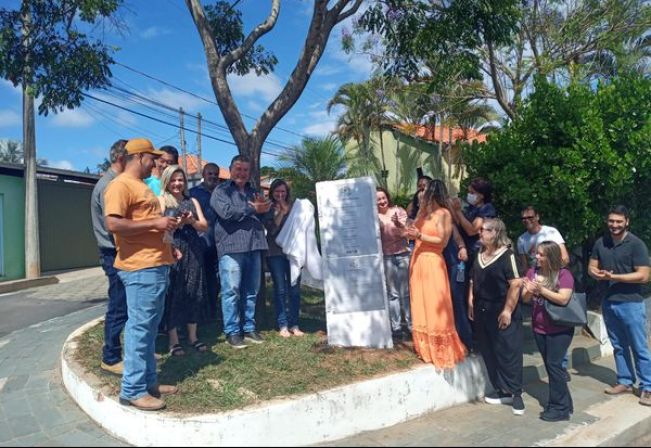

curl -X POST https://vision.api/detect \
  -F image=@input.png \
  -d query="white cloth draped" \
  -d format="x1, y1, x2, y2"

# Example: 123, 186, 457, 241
275, 198, 323, 286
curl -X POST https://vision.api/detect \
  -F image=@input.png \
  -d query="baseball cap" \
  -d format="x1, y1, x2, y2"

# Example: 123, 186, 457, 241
125, 138, 164, 156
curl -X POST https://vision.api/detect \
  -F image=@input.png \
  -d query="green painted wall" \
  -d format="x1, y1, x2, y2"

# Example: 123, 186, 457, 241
344, 128, 460, 197
0, 174, 26, 281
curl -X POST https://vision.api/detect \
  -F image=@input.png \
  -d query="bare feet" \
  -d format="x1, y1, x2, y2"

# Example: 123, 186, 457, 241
279, 328, 292, 338
290, 327, 305, 336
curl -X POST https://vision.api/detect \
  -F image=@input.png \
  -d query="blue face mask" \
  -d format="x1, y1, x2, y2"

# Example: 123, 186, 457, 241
466, 193, 478, 205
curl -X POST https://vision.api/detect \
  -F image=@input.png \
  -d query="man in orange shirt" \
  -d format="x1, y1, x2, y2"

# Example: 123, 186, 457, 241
104, 138, 182, 411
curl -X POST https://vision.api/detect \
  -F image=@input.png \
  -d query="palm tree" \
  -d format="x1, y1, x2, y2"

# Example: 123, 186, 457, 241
278, 136, 348, 201
0, 140, 23, 164
328, 81, 382, 179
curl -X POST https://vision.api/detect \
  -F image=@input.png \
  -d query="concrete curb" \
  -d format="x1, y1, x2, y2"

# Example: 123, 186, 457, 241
61, 319, 490, 447
0, 276, 58, 294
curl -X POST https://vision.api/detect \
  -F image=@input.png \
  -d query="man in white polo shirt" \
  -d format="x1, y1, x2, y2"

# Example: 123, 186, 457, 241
517, 205, 569, 270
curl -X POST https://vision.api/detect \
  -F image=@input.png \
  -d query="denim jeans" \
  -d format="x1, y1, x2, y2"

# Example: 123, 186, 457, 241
219, 251, 262, 336
444, 240, 473, 350
118, 265, 170, 401
602, 299, 651, 392
100, 248, 128, 365
204, 246, 221, 322
267, 255, 301, 330
534, 330, 574, 415
383, 253, 411, 333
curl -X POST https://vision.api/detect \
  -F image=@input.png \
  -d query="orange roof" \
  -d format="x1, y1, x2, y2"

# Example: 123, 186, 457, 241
393, 124, 487, 144
178, 155, 230, 179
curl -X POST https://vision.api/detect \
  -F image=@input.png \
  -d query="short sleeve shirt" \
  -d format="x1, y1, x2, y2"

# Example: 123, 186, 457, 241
527, 267, 575, 334
471, 248, 519, 304
104, 173, 174, 271
144, 175, 162, 196
591, 232, 650, 302
378, 206, 410, 256
517, 225, 566, 269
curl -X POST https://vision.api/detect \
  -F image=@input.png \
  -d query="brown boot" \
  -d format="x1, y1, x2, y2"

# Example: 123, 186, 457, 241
100, 361, 123, 376
639, 391, 651, 406
119, 394, 166, 411
604, 384, 633, 395
148, 384, 179, 398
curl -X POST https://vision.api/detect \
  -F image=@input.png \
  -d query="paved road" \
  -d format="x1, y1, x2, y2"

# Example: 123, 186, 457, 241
0, 276, 108, 338
0, 275, 126, 446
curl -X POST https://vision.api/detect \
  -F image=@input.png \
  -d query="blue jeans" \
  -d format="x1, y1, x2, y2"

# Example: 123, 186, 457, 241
534, 330, 574, 415
444, 240, 473, 350
204, 246, 221, 321
383, 253, 411, 333
267, 255, 301, 330
602, 299, 651, 392
100, 249, 128, 365
219, 251, 262, 336
118, 265, 170, 401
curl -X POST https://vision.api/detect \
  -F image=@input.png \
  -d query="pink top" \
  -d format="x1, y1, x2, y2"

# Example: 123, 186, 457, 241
378, 206, 409, 256
527, 267, 575, 334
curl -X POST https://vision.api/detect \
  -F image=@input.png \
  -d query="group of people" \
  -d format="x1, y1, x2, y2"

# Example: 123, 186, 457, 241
90, 138, 305, 411
377, 176, 651, 422
90, 137, 650, 417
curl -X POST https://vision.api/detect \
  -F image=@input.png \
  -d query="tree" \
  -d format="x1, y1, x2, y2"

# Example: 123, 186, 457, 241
0, 1, 121, 278
463, 75, 651, 296
0, 140, 24, 164
97, 157, 111, 173
354, 0, 651, 120
328, 80, 384, 179
184, 0, 364, 185
278, 136, 348, 202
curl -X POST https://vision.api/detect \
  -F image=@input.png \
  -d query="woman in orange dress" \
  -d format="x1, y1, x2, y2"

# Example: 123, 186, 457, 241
398, 179, 466, 369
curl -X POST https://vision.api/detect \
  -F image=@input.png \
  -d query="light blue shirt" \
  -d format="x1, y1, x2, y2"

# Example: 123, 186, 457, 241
144, 175, 161, 196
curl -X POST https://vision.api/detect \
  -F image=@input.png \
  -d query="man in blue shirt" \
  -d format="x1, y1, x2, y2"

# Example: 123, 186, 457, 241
210, 155, 271, 348
589, 205, 651, 406
190, 162, 221, 321
144, 146, 178, 195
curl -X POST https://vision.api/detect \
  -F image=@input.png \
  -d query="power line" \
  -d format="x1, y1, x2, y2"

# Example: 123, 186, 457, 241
114, 61, 309, 139
83, 93, 283, 158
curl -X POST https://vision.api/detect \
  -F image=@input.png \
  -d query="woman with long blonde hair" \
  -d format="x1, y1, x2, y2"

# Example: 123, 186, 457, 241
521, 241, 575, 422
469, 217, 525, 416
158, 165, 210, 357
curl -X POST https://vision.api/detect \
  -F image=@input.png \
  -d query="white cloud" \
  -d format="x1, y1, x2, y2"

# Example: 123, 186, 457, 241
0, 110, 21, 127
116, 110, 138, 127
1, 80, 21, 95
329, 45, 374, 77
50, 108, 94, 127
140, 26, 170, 40
303, 121, 337, 136
227, 72, 282, 103
315, 64, 342, 76
146, 87, 207, 111
320, 82, 338, 91
50, 160, 75, 170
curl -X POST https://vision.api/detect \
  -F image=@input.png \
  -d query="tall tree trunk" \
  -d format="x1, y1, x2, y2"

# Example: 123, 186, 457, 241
22, 2, 40, 279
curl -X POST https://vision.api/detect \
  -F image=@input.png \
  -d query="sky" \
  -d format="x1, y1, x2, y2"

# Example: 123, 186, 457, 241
0, 0, 374, 173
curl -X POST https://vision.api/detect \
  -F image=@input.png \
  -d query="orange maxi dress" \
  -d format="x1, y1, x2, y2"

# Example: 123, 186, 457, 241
410, 211, 466, 369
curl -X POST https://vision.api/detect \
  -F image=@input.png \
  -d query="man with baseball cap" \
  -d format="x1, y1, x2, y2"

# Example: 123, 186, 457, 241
104, 137, 181, 411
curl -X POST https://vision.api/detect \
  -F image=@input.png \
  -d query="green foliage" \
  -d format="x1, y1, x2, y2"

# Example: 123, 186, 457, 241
204, 1, 277, 76
278, 136, 348, 202
464, 75, 651, 250
0, 1, 121, 115
355, 0, 520, 87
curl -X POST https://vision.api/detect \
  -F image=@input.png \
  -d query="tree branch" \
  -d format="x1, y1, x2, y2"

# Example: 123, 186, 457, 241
486, 39, 515, 120
222, 0, 280, 68
332, 0, 364, 23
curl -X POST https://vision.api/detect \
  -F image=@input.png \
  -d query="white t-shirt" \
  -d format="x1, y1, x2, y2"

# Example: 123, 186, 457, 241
517, 225, 565, 268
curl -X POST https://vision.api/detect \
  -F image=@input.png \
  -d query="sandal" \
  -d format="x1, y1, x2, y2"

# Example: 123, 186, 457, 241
190, 340, 208, 353
169, 344, 185, 357
279, 328, 291, 338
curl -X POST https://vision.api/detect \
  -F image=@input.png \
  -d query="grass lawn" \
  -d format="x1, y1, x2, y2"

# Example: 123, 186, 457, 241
73, 284, 419, 414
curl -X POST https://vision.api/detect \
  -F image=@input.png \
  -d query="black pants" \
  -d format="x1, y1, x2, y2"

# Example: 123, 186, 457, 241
534, 330, 574, 415
475, 300, 524, 396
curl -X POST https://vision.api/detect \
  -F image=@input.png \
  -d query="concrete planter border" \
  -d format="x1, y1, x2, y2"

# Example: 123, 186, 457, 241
61, 318, 488, 447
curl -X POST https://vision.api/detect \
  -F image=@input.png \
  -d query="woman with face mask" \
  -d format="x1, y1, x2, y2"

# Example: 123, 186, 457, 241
450, 177, 497, 265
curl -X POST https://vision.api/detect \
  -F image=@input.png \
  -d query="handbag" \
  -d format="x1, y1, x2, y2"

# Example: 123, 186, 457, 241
544, 291, 587, 327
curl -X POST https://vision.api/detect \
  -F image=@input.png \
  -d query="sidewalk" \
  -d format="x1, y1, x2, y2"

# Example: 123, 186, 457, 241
1, 273, 650, 446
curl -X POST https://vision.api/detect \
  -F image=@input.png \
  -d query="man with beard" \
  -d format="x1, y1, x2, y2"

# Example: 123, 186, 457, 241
589, 205, 651, 406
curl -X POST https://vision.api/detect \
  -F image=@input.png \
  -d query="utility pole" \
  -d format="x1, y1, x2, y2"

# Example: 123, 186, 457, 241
22, 1, 40, 279
179, 107, 188, 174
197, 112, 202, 176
